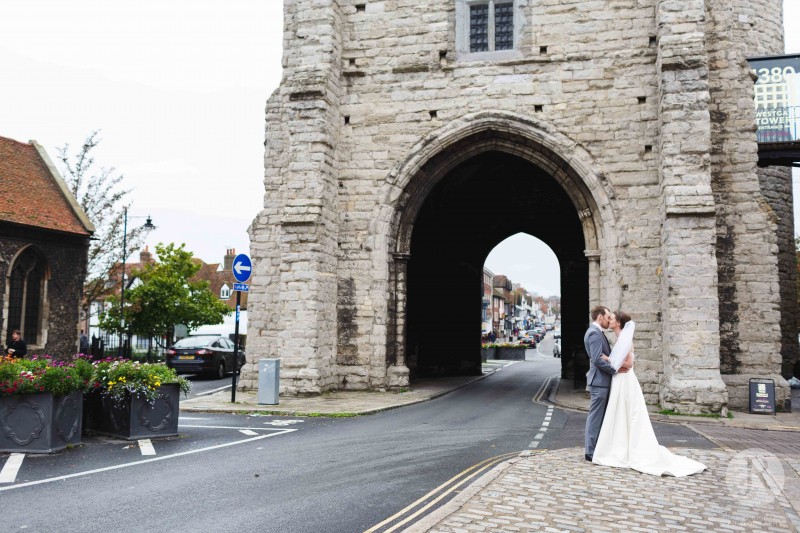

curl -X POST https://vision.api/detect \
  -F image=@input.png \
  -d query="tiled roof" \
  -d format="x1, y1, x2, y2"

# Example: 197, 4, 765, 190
0, 135, 93, 236
104, 251, 248, 310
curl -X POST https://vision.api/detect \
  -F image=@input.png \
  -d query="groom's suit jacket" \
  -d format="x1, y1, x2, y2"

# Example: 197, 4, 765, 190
584, 324, 616, 387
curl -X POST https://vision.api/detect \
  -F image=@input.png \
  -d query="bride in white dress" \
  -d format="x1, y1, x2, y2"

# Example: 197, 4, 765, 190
591, 311, 706, 477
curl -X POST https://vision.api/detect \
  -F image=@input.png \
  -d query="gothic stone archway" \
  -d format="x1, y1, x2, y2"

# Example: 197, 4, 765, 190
385, 117, 611, 386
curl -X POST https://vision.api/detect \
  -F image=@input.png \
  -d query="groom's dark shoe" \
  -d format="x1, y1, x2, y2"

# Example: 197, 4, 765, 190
585, 454, 593, 461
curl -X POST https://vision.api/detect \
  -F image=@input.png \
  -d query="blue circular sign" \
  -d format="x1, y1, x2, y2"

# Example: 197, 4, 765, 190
232, 254, 252, 283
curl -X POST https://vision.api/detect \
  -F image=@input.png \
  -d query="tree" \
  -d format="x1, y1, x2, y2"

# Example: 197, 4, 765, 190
99, 243, 232, 355
57, 131, 146, 322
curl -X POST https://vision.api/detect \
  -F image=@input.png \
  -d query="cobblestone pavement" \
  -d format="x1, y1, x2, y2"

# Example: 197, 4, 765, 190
410, 447, 800, 533
688, 425, 800, 456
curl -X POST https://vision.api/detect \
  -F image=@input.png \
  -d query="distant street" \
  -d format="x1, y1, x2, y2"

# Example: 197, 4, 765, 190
1, 334, 714, 532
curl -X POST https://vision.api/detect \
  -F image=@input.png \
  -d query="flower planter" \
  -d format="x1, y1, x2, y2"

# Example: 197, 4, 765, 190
497, 347, 527, 360
481, 347, 495, 362
87, 383, 180, 440
0, 391, 83, 453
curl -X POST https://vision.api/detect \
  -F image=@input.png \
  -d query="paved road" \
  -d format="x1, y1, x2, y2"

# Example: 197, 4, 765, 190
184, 372, 237, 399
0, 338, 714, 532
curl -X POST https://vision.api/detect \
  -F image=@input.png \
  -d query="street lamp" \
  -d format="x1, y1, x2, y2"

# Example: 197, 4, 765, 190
118, 207, 156, 357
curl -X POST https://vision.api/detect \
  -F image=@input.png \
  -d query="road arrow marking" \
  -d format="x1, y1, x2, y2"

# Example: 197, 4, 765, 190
233, 261, 251, 276
0, 453, 24, 483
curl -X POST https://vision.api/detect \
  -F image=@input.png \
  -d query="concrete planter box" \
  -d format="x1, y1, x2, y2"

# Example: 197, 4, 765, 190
0, 390, 83, 453
481, 348, 496, 362
85, 384, 180, 440
497, 347, 527, 360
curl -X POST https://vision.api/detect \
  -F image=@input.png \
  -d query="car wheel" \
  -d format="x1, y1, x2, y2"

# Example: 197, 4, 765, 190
215, 360, 225, 379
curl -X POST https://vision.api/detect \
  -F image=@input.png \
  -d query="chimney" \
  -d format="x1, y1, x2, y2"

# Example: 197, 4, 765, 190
224, 248, 235, 271
140, 246, 152, 265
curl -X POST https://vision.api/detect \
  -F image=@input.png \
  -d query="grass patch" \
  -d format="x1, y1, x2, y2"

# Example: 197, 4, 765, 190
239, 410, 359, 418
658, 408, 730, 419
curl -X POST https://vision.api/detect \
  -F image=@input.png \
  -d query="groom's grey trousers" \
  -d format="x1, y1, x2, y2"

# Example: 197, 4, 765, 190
584, 324, 617, 457
585, 385, 610, 457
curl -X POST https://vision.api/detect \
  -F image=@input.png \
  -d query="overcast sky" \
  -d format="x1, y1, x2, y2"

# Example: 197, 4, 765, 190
1, 1, 798, 298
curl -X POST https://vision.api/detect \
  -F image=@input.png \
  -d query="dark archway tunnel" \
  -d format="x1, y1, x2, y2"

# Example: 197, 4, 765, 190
406, 151, 590, 383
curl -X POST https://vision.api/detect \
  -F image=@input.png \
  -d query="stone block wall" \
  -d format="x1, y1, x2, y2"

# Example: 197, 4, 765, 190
244, 0, 792, 411
704, 0, 791, 410
0, 226, 89, 358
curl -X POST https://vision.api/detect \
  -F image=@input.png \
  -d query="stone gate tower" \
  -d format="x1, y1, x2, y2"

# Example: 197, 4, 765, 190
242, 0, 797, 413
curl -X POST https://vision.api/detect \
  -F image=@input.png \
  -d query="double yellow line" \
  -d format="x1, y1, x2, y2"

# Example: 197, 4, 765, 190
532, 372, 561, 404
364, 451, 522, 533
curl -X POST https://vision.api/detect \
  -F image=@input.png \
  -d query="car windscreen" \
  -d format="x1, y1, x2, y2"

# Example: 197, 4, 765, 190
173, 336, 217, 348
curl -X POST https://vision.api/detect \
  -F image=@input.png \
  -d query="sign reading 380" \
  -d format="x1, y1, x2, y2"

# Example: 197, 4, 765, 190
748, 54, 800, 143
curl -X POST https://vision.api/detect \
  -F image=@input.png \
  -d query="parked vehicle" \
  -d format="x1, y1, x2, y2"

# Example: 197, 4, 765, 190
166, 335, 245, 379
518, 335, 536, 347
554, 328, 561, 340
553, 338, 561, 358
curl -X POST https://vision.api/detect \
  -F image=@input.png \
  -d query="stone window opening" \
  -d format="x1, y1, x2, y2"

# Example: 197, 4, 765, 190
7, 247, 47, 346
456, 0, 522, 61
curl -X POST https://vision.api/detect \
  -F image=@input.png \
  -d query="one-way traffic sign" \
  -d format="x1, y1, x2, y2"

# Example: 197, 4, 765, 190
232, 254, 252, 283
233, 283, 249, 292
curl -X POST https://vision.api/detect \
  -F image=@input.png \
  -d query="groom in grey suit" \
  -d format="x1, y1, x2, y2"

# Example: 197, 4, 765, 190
584, 305, 625, 461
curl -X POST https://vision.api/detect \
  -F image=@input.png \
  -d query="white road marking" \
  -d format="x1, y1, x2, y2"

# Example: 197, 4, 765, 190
138, 439, 156, 456
239, 429, 258, 436
179, 424, 288, 431
529, 405, 556, 449
0, 454, 24, 483
195, 385, 232, 396
262, 419, 304, 427
0, 429, 297, 493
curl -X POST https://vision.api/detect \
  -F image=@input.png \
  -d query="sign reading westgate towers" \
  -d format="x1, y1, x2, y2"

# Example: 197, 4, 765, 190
748, 54, 800, 143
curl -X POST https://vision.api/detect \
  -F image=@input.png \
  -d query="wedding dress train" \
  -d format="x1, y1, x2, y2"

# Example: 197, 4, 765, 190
591, 329, 706, 477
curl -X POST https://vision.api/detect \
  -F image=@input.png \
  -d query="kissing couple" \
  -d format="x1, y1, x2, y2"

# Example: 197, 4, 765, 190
583, 306, 706, 477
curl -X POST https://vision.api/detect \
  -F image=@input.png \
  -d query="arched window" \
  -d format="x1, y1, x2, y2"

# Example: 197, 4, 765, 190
7, 247, 47, 346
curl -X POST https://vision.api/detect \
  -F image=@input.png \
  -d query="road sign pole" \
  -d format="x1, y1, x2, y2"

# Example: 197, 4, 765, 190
231, 291, 241, 403
230, 253, 251, 404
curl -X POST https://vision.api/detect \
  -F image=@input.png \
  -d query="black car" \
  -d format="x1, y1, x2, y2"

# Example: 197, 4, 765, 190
166, 335, 245, 379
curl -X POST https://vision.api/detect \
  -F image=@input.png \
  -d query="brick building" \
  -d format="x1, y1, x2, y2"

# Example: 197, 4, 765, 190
0, 135, 94, 357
